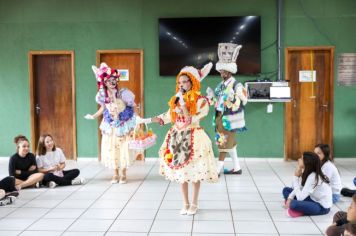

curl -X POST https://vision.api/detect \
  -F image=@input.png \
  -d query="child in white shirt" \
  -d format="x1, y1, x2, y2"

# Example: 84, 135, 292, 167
36, 134, 85, 188
282, 151, 332, 217
314, 143, 342, 203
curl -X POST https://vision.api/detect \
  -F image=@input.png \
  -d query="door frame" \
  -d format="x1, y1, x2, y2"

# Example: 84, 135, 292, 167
96, 49, 144, 161
284, 46, 334, 160
28, 50, 77, 159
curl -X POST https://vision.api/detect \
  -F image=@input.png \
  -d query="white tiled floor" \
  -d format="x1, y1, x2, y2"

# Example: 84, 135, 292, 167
0, 157, 355, 236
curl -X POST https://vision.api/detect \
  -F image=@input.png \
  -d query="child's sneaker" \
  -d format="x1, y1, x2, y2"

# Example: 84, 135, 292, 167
48, 181, 57, 189
71, 177, 86, 185
0, 196, 16, 206
341, 187, 355, 197
7, 196, 16, 204
0, 197, 9, 206
286, 208, 304, 217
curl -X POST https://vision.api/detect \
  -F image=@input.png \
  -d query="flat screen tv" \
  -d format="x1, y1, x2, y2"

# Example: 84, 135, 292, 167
159, 16, 261, 76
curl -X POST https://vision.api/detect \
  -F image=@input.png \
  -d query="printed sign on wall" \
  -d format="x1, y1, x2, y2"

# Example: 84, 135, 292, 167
118, 69, 129, 81
338, 53, 356, 86
299, 70, 316, 82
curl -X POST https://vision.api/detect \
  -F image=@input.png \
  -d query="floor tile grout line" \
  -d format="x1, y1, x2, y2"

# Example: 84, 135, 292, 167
244, 158, 281, 236
310, 214, 328, 235
333, 160, 354, 175
0, 161, 99, 221
18, 162, 108, 235
102, 161, 157, 235
146, 161, 173, 235
60, 166, 122, 235
0, 159, 353, 235
222, 171, 237, 235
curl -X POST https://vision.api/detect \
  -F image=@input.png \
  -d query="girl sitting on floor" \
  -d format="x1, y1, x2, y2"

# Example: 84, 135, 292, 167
36, 134, 85, 188
0, 176, 18, 206
314, 143, 342, 203
9, 135, 44, 189
282, 151, 332, 217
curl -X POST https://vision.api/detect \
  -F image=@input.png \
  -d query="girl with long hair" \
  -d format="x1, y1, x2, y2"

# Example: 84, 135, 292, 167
314, 143, 342, 203
282, 151, 332, 217
36, 134, 85, 188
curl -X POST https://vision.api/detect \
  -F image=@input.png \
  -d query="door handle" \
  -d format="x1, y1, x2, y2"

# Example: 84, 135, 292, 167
293, 99, 297, 108
35, 104, 41, 114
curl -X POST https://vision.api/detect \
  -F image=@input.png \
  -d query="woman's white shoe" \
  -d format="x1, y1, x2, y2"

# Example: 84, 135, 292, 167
187, 204, 198, 215
179, 204, 190, 215
110, 175, 119, 184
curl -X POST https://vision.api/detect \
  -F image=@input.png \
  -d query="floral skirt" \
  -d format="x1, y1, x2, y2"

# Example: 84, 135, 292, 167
159, 127, 218, 184
101, 128, 136, 169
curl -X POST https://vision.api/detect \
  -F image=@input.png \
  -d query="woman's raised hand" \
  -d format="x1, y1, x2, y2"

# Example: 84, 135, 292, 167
84, 114, 94, 120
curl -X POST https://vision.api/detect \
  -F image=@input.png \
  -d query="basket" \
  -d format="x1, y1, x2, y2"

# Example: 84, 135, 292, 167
128, 123, 157, 151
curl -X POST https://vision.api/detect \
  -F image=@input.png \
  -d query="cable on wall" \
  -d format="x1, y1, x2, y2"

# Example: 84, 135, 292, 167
298, 0, 335, 45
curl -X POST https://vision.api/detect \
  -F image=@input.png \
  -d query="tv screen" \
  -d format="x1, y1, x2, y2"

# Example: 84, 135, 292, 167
159, 16, 261, 76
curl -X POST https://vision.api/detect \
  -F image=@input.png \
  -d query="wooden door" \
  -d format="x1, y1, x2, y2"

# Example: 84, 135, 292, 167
29, 51, 77, 159
96, 50, 144, 160
285, 47, 334, 160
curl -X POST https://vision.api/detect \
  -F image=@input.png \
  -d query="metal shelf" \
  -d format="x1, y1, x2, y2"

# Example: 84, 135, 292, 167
248, 98, 291, 103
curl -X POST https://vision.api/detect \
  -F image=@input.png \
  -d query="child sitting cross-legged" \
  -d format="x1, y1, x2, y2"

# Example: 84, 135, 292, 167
282, 151, 332, 217
36, 134, 85, 188
314, 144, 342, 203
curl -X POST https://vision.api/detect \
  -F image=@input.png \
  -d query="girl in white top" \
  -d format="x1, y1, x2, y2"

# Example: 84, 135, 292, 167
314, 143, 342, 203
36, 134, 85, 188
282, 151, 332, 217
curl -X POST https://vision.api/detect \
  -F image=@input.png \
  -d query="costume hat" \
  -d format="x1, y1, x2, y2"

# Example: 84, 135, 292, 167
216, 43, 242, 74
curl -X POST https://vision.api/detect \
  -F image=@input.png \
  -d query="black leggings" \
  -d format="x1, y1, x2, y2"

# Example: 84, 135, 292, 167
43, 169, 80, 186
0, 176, 17, 192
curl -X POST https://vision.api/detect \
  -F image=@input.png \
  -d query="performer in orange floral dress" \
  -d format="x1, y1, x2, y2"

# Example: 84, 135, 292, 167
150, 62, 218, 215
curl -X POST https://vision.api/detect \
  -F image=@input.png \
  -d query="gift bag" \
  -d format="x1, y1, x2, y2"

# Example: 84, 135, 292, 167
128, 124, 157, 151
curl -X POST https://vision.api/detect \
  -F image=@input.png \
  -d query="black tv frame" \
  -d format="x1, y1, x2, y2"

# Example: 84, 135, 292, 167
159, 16, 261, 76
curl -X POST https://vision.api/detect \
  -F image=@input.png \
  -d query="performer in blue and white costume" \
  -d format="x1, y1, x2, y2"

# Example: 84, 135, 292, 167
85, 63, 137, 184
207, 43, 248, 175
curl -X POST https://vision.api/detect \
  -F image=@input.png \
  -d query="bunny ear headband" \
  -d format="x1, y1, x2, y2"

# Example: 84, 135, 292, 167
91, 62, 120, 83
178, 62, 213, 83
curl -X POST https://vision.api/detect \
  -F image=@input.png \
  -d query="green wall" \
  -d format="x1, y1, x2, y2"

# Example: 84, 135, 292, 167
0, 0, 355, 158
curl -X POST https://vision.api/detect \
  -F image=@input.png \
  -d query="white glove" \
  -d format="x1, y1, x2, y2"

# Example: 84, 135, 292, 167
236, 86, 243, 97
236, 85, 247, 104
84, 114, 94, 120
206, 87, 214, 99
136, 116, 152, 124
